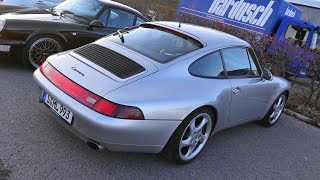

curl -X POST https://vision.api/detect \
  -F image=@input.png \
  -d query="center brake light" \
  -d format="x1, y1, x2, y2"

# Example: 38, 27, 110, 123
40, 61, 145, 120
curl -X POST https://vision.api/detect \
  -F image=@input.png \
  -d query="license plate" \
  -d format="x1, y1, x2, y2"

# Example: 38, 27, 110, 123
42, 91, 73, 124
0, 45, 10, 52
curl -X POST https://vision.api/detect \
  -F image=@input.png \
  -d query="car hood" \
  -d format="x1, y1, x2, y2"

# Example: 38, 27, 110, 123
0, 12, 79, 25
0, 5, 30, 15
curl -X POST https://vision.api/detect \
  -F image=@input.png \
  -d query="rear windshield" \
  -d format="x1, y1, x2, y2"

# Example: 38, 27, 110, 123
105, 25, 203, 63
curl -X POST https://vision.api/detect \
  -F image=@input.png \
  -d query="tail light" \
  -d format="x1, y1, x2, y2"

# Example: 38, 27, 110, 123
40, 61, 145, 120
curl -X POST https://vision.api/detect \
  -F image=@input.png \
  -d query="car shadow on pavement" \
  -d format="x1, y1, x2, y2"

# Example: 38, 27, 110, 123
0, 158, 11, 180
0, 55, 25, 69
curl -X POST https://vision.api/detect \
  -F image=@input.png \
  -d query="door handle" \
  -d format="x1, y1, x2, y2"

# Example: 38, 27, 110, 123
232, 87, 242, 95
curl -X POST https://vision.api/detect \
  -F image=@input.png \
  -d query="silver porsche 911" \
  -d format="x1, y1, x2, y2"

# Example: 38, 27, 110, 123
33, 21, 291, 164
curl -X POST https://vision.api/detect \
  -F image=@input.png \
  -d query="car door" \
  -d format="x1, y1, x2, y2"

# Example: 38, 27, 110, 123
189, 51, 232, 126
221, 47, 273, 123
65, 6, 109, 49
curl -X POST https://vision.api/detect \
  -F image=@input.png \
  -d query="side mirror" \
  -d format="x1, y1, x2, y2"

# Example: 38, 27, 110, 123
88, 20, 104, 30
262, 70, 273, 81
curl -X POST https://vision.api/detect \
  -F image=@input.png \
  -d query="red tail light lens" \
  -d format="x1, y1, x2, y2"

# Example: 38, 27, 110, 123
40, 62, 145, 120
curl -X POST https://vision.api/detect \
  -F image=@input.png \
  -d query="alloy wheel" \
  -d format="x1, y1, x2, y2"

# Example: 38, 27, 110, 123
29, 38, 62, 68
179, 113, 212, 161
269, 94, 286, 124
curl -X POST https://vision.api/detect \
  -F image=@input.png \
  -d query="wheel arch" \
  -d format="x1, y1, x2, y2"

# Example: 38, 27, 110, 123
26, 31, 68, 48
182, 105, 218, 134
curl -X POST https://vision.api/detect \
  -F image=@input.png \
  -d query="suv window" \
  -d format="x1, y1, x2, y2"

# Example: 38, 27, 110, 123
222, 48, 254, 77
107, 9, 135, 28
285, 24, 310, 47
189, 51, 225, 78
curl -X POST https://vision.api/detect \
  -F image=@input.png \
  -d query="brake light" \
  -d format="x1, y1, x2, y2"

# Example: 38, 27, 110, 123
40, 63, 145, 120
93, 99, 145, 120
40, 60, 49, 72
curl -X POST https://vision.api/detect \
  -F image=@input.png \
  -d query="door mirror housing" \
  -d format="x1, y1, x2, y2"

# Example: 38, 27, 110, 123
88, 20, 104, 30
262, 70, 273, 81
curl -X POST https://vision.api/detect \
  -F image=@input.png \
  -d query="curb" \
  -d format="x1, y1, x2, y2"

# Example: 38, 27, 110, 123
284, 108, 320, 127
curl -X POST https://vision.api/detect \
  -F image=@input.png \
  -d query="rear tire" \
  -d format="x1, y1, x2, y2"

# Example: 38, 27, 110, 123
22, 35, 63, 70
259, 93, 287, 127
162, 108, 213, 164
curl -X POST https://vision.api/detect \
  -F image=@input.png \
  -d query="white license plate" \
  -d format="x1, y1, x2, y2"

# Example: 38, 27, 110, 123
0, 45, 10, 52
42, 91, 73, 124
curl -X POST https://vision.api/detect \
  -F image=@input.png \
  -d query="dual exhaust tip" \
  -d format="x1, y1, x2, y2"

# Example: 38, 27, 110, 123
87, 141, 103, 151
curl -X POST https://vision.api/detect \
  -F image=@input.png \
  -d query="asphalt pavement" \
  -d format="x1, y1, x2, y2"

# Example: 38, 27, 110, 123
1, 57, 320, 180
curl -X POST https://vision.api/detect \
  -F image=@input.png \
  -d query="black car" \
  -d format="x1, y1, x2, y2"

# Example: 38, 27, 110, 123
0, 0, 148, 69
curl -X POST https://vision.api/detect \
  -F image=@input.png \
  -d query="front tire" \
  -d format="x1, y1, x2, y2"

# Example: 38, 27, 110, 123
162, 108, 213, 164
259, 93, 287, 127
22, 36, 63, 70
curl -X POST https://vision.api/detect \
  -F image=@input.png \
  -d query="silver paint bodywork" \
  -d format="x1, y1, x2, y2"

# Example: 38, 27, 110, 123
33, 22, 292, 153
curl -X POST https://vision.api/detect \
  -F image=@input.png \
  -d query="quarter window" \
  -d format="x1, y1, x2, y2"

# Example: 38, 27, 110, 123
247, 49, 260, 76
136, 17, 145, 26
98, 9, 110, 26
222, 48, 253, 77
107, 9, 135, 28
189, 52, 225, 78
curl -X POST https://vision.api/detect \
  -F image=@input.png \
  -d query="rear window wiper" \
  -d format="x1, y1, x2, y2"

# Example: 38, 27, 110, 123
117, 28, 130, 43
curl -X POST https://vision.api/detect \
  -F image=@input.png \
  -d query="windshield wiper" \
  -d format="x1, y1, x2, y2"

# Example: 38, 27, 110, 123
46, 8, 59, 16
60, 10, 74, 16
58, 10, 90, 22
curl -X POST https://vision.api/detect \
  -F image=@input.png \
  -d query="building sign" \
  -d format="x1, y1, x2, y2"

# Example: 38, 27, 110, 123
177, 0, 302, 34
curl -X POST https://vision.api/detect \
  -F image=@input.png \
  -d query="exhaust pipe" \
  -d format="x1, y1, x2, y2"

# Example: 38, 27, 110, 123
87, 141, 103, 151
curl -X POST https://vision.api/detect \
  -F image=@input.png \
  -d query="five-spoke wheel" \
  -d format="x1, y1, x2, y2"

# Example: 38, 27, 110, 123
260, 93, 287, 127
162, 108, 213, 164
179, 113, 212, 161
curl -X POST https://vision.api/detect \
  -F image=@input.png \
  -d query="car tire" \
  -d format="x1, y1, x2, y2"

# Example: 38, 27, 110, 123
162, 108, 214, 164
259, 93, 287, 127
22, 35, 64, 70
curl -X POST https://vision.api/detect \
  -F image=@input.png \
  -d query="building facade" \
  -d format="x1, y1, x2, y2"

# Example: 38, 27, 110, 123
288, 0, 320, 25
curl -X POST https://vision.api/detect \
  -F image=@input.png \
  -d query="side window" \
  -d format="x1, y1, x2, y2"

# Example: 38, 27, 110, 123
107, 9, 135, 29
189, 51, 225, 78
247, 49, 260, 76
222, 48, 252, 77
98, 8, 110, 26
135, 17, 145, 26
285, 24, 310, 47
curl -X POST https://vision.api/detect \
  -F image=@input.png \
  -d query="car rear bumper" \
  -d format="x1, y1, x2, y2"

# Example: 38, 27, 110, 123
33, 69, 181, 154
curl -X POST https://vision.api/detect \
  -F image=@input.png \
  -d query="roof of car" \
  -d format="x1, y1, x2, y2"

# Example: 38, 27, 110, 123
98, 0, 142, 16
147, 21, 250, 49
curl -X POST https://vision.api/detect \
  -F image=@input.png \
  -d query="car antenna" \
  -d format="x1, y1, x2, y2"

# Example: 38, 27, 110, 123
178, 14, 183, 29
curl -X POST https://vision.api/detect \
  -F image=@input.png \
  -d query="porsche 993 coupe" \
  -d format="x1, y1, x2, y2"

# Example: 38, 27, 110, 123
0, 0, 148, 69
33, 22, 291, 164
